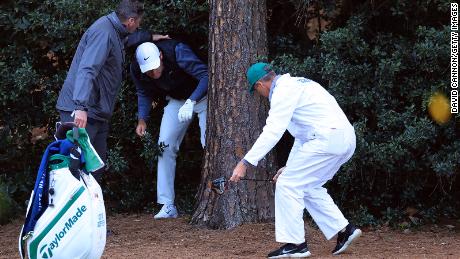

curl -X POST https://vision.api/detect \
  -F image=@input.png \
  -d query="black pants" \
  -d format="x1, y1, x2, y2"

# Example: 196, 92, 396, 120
59, 110, 109, 183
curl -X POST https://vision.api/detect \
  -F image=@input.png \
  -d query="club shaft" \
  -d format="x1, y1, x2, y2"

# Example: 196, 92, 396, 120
240, 178, 271, 182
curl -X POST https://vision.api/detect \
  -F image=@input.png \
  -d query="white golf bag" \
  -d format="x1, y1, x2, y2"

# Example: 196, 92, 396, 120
19, 126, 106, 259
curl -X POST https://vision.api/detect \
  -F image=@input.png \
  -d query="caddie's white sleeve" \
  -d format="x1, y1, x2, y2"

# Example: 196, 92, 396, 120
244, 82, 302, 166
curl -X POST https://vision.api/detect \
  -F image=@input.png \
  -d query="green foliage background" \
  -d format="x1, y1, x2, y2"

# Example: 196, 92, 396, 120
0, 0, 458, 226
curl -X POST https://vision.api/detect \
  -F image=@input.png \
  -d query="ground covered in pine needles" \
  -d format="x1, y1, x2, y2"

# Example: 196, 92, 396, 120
1, 213, 459, 258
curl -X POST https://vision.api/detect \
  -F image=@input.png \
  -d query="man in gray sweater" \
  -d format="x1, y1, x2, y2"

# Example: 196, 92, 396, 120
56, 0, 165, 181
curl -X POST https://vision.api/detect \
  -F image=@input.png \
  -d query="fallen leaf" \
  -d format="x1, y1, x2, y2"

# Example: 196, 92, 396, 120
405, 207, 418, 216
445, 225, 455, 230
30, 127, 48, 144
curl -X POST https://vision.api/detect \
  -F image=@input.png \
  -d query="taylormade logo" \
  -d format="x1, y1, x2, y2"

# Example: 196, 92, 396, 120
40, 205, 87, 258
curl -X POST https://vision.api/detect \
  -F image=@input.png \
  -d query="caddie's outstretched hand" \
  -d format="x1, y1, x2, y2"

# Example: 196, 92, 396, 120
230, 161, 247, 182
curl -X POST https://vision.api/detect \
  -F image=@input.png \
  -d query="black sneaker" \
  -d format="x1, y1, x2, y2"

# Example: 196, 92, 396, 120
267, 242, 311, 258
332, 224, 362, 255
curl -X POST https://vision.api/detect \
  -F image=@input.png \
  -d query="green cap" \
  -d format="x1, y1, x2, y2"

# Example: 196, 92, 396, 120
247, 62, 271, 94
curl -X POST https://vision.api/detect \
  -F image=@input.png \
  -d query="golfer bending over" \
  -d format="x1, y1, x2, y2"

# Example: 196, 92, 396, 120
131, 41, 208, 219
230, 62, 361, 258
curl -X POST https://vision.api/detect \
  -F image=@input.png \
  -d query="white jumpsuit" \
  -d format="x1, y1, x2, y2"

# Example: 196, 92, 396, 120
244, 74, 355, 244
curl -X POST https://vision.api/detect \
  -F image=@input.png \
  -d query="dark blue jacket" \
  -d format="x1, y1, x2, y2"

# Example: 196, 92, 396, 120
130, 40, 208, 121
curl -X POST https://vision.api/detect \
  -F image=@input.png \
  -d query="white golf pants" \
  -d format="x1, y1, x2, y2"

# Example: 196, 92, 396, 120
157, 96, 207, 205
275, 127, 356, 243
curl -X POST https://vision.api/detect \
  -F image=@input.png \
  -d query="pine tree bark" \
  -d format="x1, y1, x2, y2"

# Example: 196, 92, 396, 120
191, 0, 276, 229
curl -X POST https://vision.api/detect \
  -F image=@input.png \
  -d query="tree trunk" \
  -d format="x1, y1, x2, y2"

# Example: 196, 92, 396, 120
191, 0, 276, 229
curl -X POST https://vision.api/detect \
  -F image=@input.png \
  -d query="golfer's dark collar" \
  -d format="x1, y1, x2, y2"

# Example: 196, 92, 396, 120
269, 75, 281, 101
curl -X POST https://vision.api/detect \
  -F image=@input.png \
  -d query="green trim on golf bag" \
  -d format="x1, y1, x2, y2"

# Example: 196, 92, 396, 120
20, 168, 106, 259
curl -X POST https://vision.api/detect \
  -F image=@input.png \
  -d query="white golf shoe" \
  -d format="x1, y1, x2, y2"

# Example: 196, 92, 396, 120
153, 204, 178, 219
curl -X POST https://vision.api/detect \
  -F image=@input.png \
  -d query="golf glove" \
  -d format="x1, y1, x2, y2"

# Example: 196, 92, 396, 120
178, 99, 195, 122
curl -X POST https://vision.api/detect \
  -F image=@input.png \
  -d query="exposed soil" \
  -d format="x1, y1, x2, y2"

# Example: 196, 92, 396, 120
1, 213, 459, 258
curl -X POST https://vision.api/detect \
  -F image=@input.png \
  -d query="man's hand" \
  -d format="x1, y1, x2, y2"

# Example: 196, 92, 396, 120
152, 34, 170, 41
73, 110, 87, 128
136, 119, 147, 137
230, 161, 247, 182
178, 99, 195, 123
272, 166, 286, 183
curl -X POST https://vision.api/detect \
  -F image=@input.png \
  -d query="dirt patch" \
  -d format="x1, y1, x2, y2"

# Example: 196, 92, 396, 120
2, 214, 459, 258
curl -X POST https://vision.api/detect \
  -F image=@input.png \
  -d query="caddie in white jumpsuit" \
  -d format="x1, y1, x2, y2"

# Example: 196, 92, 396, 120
231, 62, 361, 258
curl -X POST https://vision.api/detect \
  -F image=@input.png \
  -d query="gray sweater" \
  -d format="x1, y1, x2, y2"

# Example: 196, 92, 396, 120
56, 12, 128, 121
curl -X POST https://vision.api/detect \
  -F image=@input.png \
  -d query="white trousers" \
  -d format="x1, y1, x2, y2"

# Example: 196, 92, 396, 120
275, 127, 356, 243
157, 96, 207, 205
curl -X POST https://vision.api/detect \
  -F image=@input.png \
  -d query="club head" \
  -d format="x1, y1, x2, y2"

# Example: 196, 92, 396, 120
210, 176, 227, 195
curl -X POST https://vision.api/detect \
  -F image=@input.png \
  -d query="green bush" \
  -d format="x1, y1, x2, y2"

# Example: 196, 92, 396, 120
0, 0, 208, 213
0, 182, 15, 225
0, 0, 457, 226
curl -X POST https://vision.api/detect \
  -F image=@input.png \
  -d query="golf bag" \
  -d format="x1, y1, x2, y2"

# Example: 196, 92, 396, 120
19, 124, 106, 259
